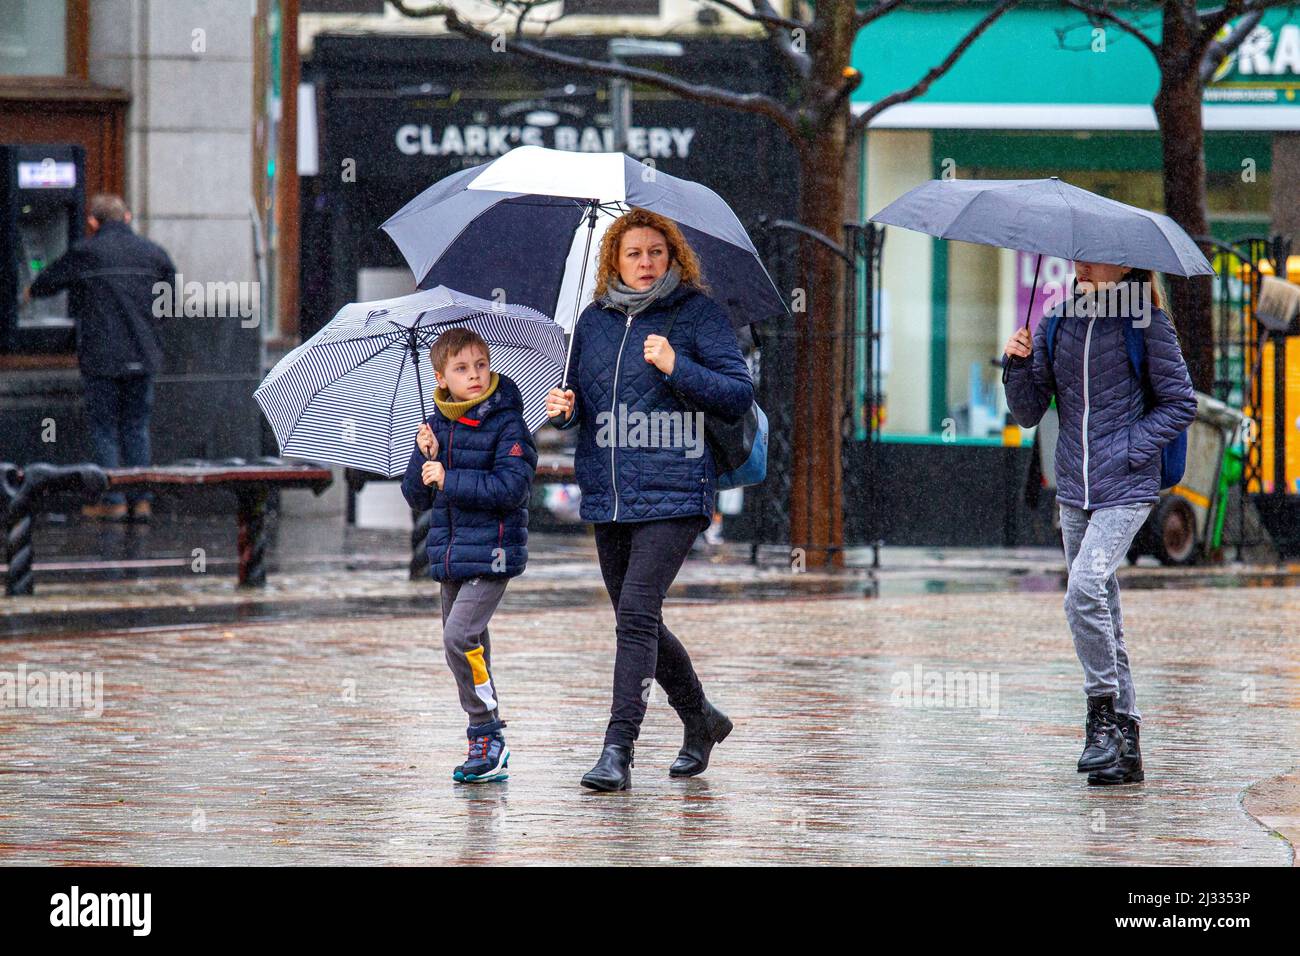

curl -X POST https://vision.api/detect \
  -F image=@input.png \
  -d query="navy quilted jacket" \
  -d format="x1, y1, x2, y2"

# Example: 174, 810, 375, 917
400, 373, 538, 581
554, 283, 754, 523
1004, 282, 1196, 510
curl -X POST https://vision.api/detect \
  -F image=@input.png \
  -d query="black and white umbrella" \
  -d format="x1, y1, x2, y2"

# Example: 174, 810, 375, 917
380, 145, 787, 383
254, 285, 565, 477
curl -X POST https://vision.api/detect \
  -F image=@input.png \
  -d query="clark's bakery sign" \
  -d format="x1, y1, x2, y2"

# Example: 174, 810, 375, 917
1206, 16, 1300, 104
396, 98, 697, 159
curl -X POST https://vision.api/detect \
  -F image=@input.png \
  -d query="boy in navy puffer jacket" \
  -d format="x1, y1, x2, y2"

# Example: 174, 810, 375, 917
400, 328, 537, 783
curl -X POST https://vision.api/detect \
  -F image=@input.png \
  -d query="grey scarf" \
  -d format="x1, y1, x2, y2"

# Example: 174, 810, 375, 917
600, 262, 682, 316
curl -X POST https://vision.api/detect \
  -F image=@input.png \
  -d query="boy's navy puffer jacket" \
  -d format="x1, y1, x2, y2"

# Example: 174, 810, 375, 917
400, 373, 538, 581
554, 282, 754, 524
1004, 280, 1196, 511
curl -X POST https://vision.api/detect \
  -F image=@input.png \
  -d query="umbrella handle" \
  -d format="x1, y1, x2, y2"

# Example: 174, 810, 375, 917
1001, 253, 1043, 386
409, 325, 431, 449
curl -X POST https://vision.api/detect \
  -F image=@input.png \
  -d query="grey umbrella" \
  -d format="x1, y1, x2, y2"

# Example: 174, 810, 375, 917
868, 176, 1214, 382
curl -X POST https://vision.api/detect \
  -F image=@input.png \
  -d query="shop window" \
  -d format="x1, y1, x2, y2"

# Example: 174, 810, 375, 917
0, 0, 87, 81
0, 0, 65, 76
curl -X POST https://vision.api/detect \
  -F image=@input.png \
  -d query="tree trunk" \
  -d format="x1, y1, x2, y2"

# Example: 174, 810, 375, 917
785, 3, 858, 570
1154, 16, 1214, 394
789, 126, 850, 570
1271, 132, 1300, 241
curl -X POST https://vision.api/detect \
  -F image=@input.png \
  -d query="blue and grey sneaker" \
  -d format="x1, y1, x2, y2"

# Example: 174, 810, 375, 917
453, 719, 509, 783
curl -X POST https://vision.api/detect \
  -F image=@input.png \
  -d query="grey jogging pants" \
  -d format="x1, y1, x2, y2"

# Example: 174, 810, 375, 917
439, 576, 509, 725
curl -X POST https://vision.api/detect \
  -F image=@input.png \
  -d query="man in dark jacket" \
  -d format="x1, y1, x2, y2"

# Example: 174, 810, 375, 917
25, 194, 176, 521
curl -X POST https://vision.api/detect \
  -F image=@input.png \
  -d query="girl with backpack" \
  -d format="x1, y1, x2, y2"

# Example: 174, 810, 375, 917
1003, 262, 1197, 785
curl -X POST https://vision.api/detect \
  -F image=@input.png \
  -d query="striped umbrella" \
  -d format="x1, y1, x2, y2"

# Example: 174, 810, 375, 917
254, 285, 565, 477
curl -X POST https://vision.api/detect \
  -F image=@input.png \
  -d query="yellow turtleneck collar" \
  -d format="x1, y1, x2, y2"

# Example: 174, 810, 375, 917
434, 371, 499, 421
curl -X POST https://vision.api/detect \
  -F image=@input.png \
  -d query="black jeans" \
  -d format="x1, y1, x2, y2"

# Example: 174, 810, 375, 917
82, 373, 154, 506
593, 514, 710, 748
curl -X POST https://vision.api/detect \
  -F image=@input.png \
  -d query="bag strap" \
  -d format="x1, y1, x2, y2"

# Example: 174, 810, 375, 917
1044, 311, 1063, 367
661, 304, 683, 337
1121, 318, 1155, 411
659, 305, 695, 411
1042, 312, 1064, 402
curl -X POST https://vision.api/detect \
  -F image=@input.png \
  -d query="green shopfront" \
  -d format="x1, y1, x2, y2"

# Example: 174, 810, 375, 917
847, 3, 1300, 546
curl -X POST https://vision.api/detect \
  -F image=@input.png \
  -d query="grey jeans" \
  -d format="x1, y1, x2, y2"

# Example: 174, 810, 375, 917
440, 576, 509, 725
1058, 501, 1154, 722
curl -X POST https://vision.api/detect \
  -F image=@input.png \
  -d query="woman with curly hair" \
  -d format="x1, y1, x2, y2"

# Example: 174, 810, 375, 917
545, 207, 754, 791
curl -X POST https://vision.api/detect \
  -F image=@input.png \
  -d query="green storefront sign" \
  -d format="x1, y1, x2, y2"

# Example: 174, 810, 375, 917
850, 4, 1300, 117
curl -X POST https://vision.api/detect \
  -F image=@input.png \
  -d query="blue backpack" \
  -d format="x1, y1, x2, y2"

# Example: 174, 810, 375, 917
1044, 312, 1188, 490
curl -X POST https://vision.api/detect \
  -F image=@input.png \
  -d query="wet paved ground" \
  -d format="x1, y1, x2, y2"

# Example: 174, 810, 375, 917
2, 582, 1296, 865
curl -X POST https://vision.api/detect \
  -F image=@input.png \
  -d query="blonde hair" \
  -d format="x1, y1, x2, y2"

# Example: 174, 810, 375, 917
593, 207, 709, 299
1127, 268, 1172, 320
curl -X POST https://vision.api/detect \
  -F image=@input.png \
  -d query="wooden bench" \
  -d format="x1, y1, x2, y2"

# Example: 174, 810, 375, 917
1, 459, 332, 596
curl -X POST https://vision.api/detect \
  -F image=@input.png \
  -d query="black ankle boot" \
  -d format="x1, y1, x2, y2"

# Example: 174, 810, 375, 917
581, 744, 634, 792
1088, 715, 1143, 785
669, 698, 734, 778
1077, 694, 1127, 772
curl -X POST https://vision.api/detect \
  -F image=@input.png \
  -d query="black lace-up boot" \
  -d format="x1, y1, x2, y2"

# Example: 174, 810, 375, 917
1088, 715, 1143, 785
1077, 694, 1127, 772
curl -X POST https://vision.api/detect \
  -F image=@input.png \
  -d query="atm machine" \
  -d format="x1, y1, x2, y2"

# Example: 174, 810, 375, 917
0, 144, 85, 355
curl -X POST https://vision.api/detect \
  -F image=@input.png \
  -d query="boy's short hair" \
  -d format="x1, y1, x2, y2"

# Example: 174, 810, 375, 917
429, 327, 490, 373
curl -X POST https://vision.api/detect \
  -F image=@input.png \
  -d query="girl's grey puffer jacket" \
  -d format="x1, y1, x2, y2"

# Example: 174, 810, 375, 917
1004, 281, 1197, 511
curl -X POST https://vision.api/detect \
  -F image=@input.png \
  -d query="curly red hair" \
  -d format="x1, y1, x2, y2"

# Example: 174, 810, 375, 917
593, 207, 708, 299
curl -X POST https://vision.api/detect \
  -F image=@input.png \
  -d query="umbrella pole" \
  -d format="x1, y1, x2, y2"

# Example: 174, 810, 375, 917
560, 199, 601, 389
410, 327, 431, 459
1002, 252, 1043, 385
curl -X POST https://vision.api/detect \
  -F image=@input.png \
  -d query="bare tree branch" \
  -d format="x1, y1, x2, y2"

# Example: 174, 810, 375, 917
703, 0, 806, 31
1195, 0, 1245, 43
1058, 0, 1161, 58
389, 0, 442, 15
855, 0, 907, 30
388, 2, 802, 137
703, 1, 812, 80
851, 0, 1017, 133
